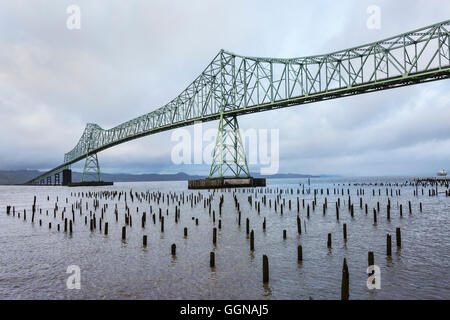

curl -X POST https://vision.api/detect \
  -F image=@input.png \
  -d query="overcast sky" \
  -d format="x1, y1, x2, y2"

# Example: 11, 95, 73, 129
0, 0, 449, 176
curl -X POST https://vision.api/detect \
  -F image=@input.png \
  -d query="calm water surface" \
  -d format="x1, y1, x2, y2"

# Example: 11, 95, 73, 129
0, 177, 449, 299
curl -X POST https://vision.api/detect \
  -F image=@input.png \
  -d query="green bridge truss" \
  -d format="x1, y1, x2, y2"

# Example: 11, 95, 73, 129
28, 19, 450, 184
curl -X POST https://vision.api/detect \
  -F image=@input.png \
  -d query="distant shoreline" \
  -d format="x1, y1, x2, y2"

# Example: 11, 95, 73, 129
0, 170, 324, 185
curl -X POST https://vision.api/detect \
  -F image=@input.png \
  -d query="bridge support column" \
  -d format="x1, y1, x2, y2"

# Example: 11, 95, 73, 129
54, 173, 60, 185
189, 113, 265, 188
46, 176, 51, 185
82, 153, 102, 182
62, 169, 72, 186
209, 113, 250, 178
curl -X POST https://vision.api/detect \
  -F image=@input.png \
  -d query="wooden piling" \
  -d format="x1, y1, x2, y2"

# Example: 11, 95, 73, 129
341, 258, 349, 300
368, 251, 374, 267
396, 228, 401, 247
368, 251, 375, 285
387, 234, 392, 256
210, 252, 215, 268
263, 255, 269, 283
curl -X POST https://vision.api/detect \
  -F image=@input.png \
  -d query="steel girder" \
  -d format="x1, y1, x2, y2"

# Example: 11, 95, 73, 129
27, 19, 450, 184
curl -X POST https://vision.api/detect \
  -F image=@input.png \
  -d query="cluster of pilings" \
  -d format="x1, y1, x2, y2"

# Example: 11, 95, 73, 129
3, 179, 449, 299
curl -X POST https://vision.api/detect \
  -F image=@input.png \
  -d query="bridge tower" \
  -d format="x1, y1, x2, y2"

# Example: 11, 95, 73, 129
82, 126, 102, 182
209, 113, 250, 178
82, 152, 102, 182
189, 112, 264, 188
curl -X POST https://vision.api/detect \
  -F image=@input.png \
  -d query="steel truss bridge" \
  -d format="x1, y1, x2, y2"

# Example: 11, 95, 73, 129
28, 19, 450, 185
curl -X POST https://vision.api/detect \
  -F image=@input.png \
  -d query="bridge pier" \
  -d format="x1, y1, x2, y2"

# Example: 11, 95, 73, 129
54, 173, 60, 185
62, 169, 72, 186
46, 176, 51, 185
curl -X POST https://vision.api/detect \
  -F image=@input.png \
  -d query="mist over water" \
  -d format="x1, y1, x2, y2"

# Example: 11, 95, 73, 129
0, 177, 449, 299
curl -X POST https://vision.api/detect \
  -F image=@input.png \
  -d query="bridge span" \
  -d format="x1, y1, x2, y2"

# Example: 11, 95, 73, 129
27, 19, 450, 185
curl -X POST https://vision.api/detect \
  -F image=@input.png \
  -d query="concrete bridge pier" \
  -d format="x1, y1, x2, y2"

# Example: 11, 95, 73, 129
62, 169, 72, 186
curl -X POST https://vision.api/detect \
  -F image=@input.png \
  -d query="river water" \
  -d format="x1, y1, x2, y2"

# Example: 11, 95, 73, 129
0, 177, 449, 299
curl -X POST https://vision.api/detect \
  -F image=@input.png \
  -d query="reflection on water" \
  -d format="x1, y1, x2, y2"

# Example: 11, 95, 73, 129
0, 177, 449, 299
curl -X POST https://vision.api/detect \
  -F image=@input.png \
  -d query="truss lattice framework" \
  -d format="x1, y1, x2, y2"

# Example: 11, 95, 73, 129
81, 125, 102, 182
82, 153, 102, 182
209, 113, 250, 178
28, 19, 450, 184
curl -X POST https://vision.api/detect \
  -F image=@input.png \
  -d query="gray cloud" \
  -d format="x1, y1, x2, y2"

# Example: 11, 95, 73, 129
0, 0, 449, 176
